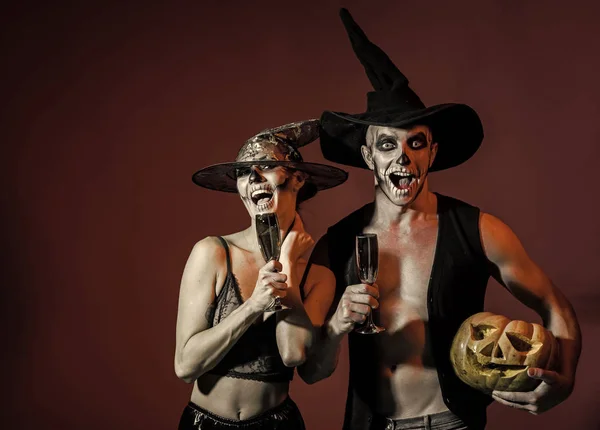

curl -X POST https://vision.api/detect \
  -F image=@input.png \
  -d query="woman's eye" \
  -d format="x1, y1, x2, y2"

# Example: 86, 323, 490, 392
235, 168, 251, 178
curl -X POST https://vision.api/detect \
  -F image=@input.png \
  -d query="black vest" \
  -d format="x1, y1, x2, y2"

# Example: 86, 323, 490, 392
326, 193, 493, 429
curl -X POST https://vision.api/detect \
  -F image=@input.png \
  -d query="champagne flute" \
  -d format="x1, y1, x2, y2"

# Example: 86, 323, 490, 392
255, 213, 290, 312
355, 234, 385, 334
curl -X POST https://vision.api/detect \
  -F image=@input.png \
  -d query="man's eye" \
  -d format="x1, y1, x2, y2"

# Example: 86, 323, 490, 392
410, 139, 426, 149
378, 140, 395, 150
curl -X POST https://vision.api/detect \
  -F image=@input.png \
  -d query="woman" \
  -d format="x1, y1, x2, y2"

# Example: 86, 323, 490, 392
175, 119, 347, 429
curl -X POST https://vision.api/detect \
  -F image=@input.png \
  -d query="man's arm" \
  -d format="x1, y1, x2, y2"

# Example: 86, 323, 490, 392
297, 235, 379, 384
480, 213, 582, 414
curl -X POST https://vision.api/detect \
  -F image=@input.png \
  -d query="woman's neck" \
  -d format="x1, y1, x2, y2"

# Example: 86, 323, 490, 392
245, 209, 295, 252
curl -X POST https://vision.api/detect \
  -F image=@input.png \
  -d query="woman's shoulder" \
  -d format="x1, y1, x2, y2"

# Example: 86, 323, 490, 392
189, 231, 251, 264
188, 236, 228, 264
180, 237, 229, 291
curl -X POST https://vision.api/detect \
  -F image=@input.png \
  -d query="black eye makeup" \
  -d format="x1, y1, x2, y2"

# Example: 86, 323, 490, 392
375, 135, 397, 151
235, 167, 251, 178
235, 164, 279, 178
407, 132, 429, 150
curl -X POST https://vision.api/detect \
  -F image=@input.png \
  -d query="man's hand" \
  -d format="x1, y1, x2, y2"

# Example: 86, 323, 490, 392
491, 368, 574, 415
330, 283, 379, 335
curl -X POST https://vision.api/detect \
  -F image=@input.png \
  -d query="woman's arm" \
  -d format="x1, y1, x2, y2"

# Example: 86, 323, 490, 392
294, 262, 340, 384
275, 257, 314, 367
174, 237, 286, 383
274, 214, 329, 367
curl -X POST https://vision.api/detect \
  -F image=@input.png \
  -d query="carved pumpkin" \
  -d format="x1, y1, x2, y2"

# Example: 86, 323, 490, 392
450, 312, 558, 393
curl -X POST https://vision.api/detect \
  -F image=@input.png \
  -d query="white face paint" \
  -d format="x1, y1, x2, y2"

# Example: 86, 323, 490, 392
236, 164, 298, 219
362, 125, 438, 207
234, 140, 305, 220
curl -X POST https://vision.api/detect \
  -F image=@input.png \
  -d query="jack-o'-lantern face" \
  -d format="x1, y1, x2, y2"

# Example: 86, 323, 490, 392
450, 312, 558, 393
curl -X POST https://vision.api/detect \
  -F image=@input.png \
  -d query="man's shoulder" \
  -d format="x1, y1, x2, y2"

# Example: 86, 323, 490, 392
311, 204, 369, 268
435, 192, 479, 211
326, 204, 370, 235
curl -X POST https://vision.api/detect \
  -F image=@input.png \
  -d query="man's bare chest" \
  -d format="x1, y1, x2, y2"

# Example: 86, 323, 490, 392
366, 222, 439, 324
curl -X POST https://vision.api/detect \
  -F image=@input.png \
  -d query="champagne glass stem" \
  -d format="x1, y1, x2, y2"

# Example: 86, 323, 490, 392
365, 310, 375, 327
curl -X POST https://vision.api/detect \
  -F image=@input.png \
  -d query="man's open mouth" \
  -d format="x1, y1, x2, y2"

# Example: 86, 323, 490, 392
388, 170, 416, 194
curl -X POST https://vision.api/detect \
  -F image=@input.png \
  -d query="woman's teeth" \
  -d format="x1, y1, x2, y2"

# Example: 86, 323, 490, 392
251, 190, 273, 204
251, 189, 274, 210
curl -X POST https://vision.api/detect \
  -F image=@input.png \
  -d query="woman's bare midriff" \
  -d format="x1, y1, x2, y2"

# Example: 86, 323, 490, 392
190, 374, 290, 420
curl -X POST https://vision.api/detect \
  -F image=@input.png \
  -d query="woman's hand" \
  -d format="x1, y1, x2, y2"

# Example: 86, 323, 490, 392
248, 260, 288, 311
280, 213, 315, 263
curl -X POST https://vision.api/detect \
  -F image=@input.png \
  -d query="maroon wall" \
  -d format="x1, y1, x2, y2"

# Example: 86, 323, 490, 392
2, 1, 598, 429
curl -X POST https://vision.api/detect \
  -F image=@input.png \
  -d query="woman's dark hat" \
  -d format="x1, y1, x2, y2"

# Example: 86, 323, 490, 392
192, 119, 348, 196
320, 8, 484, 172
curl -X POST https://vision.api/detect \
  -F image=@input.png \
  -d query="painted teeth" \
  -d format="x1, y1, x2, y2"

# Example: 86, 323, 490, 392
392, 186, 410, 196
385, 175, 415, 198
251, 189, 272, 198
390, 170, 412, 177
256, 199, 274, 211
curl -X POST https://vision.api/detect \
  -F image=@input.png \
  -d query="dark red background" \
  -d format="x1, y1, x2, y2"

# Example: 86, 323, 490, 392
2, 1, 599, 429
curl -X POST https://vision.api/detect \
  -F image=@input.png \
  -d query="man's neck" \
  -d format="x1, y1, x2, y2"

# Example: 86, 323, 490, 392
371, 184, 437, 229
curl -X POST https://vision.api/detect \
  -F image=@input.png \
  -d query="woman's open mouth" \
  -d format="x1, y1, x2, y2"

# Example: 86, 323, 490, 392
250, 187, 274, 211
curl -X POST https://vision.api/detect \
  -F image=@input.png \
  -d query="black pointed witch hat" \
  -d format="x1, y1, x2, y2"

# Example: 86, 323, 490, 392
320, 8, 484, 171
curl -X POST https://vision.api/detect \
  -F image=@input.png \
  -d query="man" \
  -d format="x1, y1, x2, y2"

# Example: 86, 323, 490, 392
298, 9, 581, 430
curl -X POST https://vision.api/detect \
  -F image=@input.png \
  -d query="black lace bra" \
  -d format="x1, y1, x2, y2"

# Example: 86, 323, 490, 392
205, 237, 310, 383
